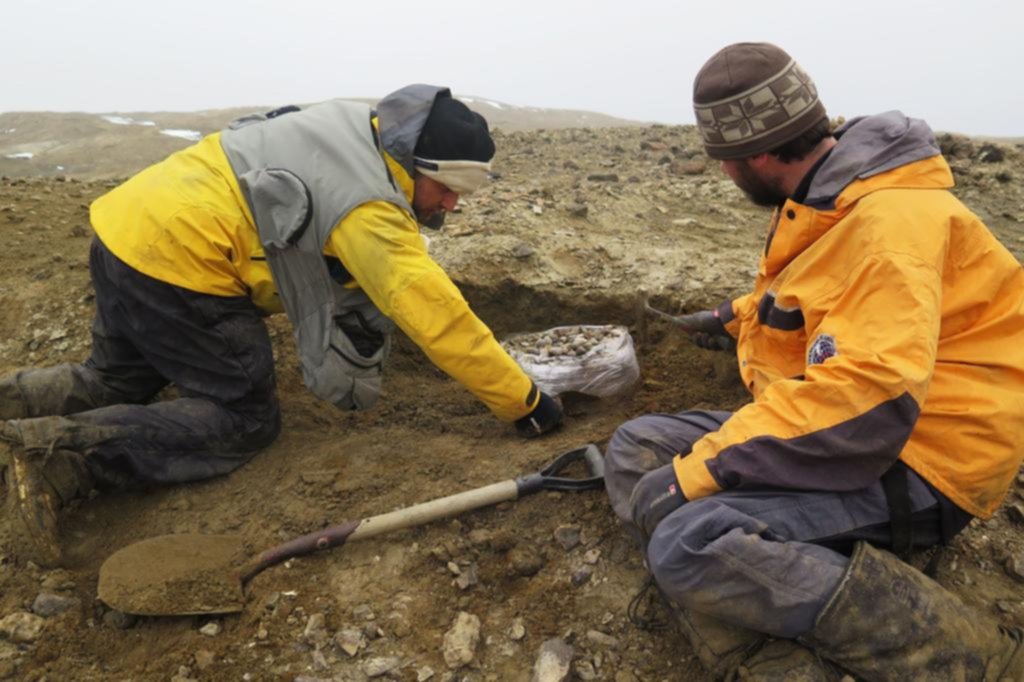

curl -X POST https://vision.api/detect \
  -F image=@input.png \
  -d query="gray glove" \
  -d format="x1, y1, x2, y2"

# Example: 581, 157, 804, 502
678, 310, 736, 352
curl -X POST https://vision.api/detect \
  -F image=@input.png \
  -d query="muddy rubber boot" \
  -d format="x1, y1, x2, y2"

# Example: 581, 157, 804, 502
2, 437, 93, 567
676, 608, 839, 681
803, 541, 1024, 681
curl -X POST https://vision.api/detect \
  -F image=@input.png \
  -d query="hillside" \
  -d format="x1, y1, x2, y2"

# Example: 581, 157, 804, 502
0, 97, 646, 180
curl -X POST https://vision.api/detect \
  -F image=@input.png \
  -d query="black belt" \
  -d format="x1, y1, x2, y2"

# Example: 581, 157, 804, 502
881, 461, 913, 562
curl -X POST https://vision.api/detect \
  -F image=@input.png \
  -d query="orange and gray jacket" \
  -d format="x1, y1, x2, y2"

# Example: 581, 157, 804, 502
89, 88, 539, 421
674, 111, 1024, 519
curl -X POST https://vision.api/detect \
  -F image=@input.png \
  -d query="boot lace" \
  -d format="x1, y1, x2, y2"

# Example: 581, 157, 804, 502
627, 574, 671, 631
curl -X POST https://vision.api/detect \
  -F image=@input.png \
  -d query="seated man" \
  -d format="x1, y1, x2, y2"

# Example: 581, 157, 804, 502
1, 85, 561, 566
606, 43, 1024, 681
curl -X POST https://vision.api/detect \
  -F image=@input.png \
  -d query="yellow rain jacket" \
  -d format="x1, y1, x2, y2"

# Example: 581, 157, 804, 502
675, 113, 1024, 519
90, 132, 537, 422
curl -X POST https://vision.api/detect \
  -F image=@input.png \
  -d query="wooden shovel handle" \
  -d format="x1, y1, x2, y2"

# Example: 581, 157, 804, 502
239, 480, 519, 585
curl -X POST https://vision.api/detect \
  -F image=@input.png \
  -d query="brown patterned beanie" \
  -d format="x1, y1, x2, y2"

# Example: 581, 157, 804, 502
693, 42, 826, 160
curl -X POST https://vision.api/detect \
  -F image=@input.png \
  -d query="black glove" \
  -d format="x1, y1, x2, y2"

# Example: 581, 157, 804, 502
629, 463, 687, 540
515, 391, 563, 438
677, 310, 736, 352
336, 310, 385, 358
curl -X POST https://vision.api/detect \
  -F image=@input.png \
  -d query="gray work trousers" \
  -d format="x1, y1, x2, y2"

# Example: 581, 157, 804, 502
0, 238, 280, 488
605, 410, 943, 639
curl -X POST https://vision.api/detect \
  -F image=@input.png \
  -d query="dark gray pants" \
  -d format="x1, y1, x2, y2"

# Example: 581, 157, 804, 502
605, 410, 944, 639
0, 239, 280, 487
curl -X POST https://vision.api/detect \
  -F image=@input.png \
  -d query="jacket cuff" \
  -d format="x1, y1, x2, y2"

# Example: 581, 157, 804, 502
673, 451, 722, 501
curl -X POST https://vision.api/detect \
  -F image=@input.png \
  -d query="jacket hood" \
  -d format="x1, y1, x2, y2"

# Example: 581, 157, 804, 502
376, 84, 451, 178
806, 111, 943, 207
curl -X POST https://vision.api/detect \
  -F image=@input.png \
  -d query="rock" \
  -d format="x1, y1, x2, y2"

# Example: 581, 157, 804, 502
442, 611, 481, 669
352, 604, 375, 621
303, 613, 329, 649
199, 621, 222, 637
585, 630, 620, 648
1007, 502, 1024, 525
416, 666, 436, 681
586, 173, 619, 182
454, 563, 479, 590
170, 665, 197, 682
0, 612, 45, 643
102, 609, 136, 630
468, 529, 492, 547
532, 638, 574, 682
508, 546, 545, 576
567, 203, 589, 218
511, 243, 535, 259
31, 592, 79, 617
553, 525, 581, 551
335, 627, 367, 657
364, 656, 402, 677
388, 612, 412, 638
978, 144, 1005, 163
1006, 553, 1024, 582
509, 617, 526, 641
363, 622, 384, 640
193, 650, 216, 670
670, 159, 707, 176
575, 659, 598, 680
39, 570, 75, 591
583, 549, 601, 565
571, 566, 593, 587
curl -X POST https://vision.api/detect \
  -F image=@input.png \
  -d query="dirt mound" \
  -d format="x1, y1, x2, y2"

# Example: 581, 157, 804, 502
1, 126, 1023, 680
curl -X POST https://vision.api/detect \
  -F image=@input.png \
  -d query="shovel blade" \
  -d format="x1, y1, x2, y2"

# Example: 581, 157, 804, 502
98, 534, 249, 616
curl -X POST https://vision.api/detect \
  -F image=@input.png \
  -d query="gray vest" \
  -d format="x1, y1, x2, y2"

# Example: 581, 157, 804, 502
220, 98, 416, 410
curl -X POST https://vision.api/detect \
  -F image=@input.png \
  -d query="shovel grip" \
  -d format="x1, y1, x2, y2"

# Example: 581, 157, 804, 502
240, 519, 361, 584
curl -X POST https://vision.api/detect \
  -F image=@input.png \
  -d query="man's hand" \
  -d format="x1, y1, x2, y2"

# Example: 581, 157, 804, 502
629, 463, 687, 539
515, 391, 563, 438
677, 310, 736, 352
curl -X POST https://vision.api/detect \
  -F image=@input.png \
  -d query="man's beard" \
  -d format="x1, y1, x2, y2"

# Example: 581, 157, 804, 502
733, 162, 787, 207
416, 208, 446, 230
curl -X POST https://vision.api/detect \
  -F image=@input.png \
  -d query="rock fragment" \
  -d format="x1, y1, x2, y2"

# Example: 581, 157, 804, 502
0, 613, 45, 643
364, 656, 402, 678
442, 611, 481, 669
532, 638, 574, 682
31, 592, 79, 617
554, 525, 582, 551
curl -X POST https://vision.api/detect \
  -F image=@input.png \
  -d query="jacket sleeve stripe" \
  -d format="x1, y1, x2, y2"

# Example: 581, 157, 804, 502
704, 391, 920, 494
757, 291, 805, 331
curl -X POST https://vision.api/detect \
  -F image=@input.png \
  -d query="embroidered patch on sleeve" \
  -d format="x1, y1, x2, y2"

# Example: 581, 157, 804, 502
808, 333, 838, 365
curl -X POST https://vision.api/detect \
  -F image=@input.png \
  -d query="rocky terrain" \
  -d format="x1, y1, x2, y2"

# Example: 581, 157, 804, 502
0, 119, 1023, 682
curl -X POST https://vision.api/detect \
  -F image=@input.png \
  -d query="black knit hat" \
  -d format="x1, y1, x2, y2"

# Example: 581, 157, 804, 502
693, 42, 827, 160
414, 94, 495, 162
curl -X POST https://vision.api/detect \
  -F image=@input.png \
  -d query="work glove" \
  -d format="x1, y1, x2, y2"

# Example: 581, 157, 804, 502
678, 310, 736, 352
629, 463, 687, 541
336, 310, 385, 358
515, 391, 563, 439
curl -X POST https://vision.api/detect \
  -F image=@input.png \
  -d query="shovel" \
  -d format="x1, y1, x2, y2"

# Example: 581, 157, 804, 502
98, 443, 605, 617
642, 300, 699, 333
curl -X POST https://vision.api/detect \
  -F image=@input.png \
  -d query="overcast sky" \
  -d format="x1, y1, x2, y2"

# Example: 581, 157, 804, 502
3, 0, 1022, 136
